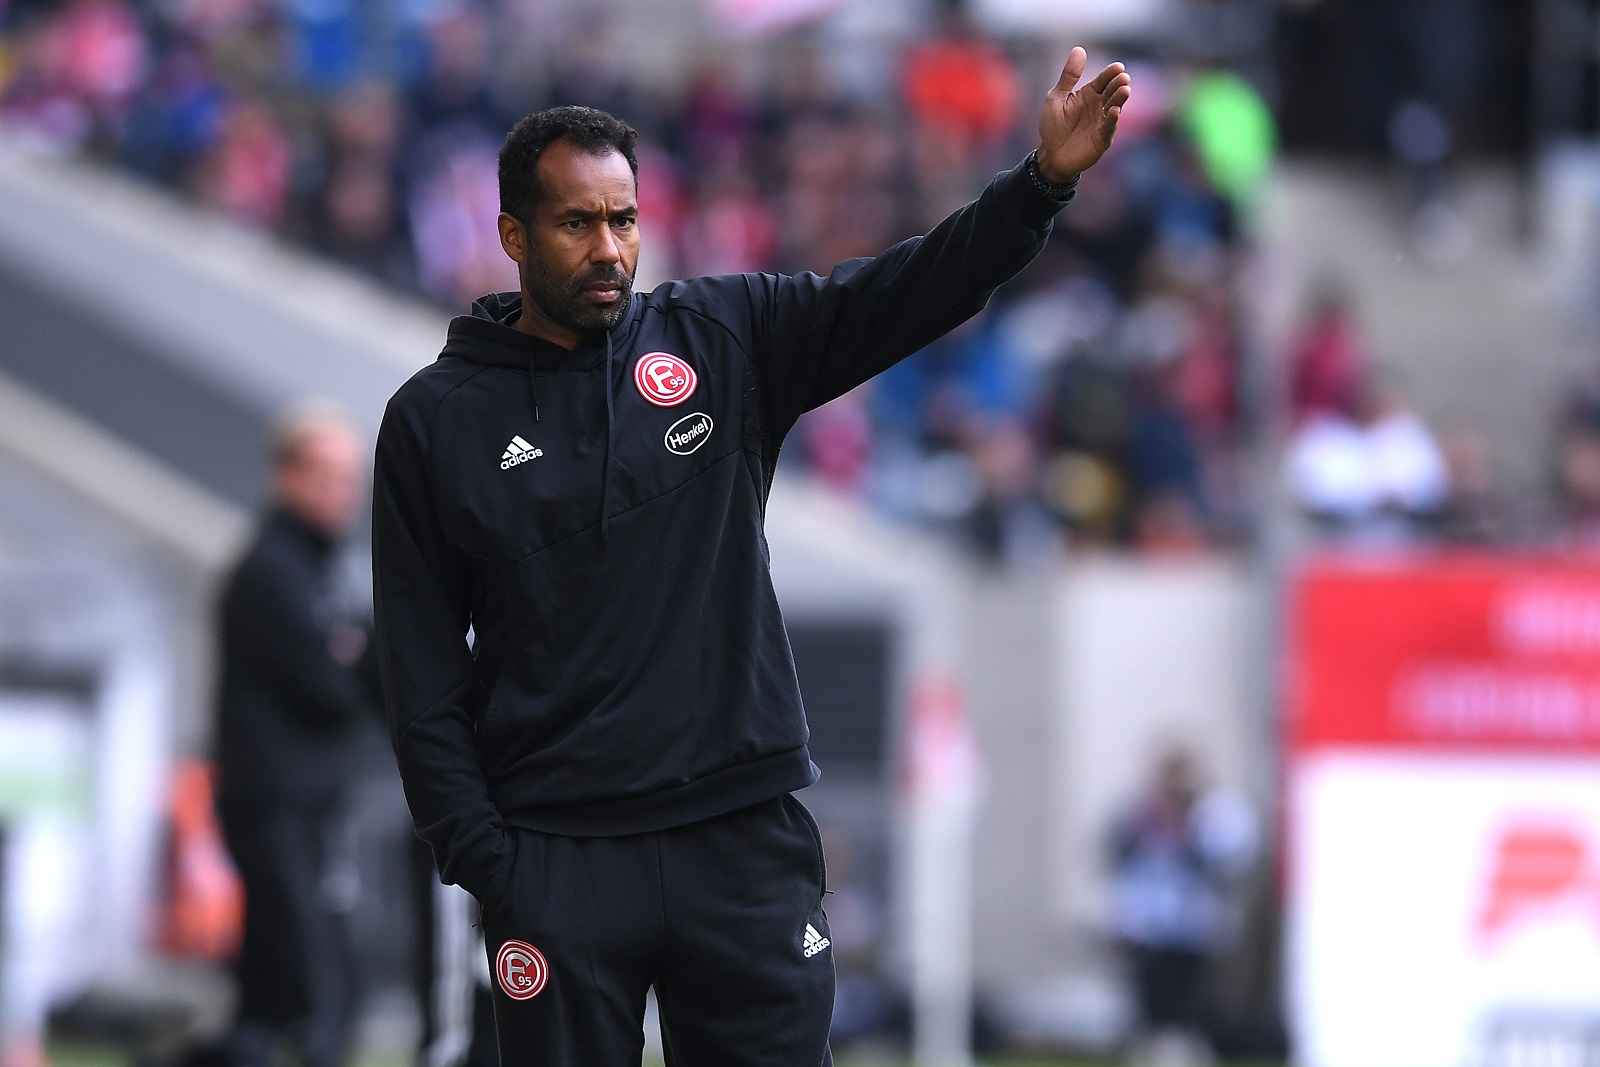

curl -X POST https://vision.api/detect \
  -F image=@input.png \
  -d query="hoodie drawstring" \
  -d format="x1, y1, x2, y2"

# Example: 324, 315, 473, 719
600, 331, 615, 542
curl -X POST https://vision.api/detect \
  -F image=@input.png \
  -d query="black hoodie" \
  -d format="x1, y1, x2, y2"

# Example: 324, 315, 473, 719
217, 509, 377, 809
372, 158, 1071, 903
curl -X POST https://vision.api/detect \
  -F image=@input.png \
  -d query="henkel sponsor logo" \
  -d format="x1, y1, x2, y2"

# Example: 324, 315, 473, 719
1478, 818, 1600, 945
495, 939, 549, 1000
664, 412, 712, 455
634, 352, 697, 407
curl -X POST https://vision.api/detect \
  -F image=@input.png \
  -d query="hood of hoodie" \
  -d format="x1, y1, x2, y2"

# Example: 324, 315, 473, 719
440, 290, 641, 372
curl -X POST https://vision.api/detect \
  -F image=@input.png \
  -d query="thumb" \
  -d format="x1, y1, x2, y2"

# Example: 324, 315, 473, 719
1055, 47, 1088, 93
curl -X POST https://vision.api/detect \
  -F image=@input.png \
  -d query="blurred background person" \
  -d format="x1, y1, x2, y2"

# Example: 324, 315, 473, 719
1285, 370, 1450, 544
1108, 746, 1258, 1066
213, 403, 378, 1067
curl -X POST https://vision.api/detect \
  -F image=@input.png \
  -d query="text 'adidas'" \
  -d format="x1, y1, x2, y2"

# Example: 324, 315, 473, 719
802, 923, 830, 959
501, 435, 543, 470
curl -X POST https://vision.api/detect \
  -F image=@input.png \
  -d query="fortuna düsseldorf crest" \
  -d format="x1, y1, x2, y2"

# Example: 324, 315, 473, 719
495, 939, 549, 1000
634, 352, 697, 407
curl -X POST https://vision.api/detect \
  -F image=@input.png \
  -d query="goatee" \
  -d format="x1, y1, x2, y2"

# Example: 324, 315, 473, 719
525, 259, 634, 334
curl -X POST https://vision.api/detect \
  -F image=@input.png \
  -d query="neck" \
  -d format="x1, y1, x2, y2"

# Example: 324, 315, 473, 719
274, 505, 336, 550
515, 290, 584, 350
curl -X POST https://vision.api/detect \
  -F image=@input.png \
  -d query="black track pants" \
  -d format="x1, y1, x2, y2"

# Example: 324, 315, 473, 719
218, 800, 358, 1067
480, 794, 834, 1067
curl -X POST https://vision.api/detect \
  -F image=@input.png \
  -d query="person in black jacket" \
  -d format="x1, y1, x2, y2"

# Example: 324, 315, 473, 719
216, 404, 376, 1067
373, 48, 1131, 1067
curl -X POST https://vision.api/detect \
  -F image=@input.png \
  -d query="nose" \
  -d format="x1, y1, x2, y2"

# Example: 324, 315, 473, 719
592, 224, 621, 266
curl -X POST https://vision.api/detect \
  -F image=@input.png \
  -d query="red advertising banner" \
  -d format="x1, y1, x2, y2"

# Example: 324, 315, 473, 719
1289, 554, 1600, 754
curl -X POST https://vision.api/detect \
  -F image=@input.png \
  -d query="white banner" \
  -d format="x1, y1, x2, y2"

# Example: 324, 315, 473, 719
1289, 753, 1600, 1067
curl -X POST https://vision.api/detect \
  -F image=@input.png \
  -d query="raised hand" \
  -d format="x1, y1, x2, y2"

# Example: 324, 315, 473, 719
1036, 47, 1132, 184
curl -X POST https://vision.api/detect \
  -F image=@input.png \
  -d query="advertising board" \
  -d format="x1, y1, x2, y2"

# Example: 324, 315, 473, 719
1287, 556, 1600, 1067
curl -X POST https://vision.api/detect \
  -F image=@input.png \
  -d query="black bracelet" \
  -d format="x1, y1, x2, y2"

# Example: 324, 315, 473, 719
1025, 149, 1080, 200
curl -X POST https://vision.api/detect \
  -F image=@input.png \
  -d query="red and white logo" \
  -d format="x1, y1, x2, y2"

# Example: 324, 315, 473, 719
1477, 818, 1600, 945
495, 939, 549, 1000
634, 352, 697, 407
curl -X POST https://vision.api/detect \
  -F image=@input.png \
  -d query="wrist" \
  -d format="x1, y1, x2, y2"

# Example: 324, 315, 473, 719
1026, 149, 1080, 198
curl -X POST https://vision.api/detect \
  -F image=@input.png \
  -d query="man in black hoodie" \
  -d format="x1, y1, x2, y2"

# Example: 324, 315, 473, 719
373, 47, 1130, 1066
217, 404, 377, 1067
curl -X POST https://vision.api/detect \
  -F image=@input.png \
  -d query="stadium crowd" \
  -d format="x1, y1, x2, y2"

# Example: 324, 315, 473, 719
0, 0, 1281, 559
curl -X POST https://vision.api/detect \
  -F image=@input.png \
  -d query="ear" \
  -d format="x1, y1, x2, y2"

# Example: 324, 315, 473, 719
497, 212, 527, 266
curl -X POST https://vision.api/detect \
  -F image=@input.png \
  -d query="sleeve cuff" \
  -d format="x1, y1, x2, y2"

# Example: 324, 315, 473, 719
992, 156, 1077, 230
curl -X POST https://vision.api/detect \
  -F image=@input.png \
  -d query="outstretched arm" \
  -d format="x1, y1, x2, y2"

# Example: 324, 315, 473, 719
739, 48, 1132, 434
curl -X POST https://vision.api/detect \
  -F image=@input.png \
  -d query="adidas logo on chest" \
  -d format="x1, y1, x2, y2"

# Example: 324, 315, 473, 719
500, 435, 543, 470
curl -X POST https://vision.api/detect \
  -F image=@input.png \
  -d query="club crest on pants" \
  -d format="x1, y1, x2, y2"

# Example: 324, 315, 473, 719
495, 939, 549, 1000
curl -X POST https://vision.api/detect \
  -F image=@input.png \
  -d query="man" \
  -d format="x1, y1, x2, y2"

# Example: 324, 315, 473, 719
1108, 748, 1259, 1061
216, 404, 376, 1067
373, 48, 1130, 1066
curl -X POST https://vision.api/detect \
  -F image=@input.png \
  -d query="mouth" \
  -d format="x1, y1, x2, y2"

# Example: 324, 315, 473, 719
580, 279, 625, 305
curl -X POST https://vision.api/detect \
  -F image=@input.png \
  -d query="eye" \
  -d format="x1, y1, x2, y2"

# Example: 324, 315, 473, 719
613, 216, 636, 229
563, 219, 585, 231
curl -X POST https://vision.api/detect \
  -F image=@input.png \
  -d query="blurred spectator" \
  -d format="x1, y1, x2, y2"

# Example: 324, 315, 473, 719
407, 125, 516, 307
1435, 422, 1507, 543
280, 0, 362, 96
1049, 163, 1153, 303
1550, 368, 1600, 546
961, 417, 1053, 564
118, 43, 227, 183
1126, 360, 1208, 531
1, 0, 147, 151
1289, 284, 1369, 426
900, 12, 1019, 160
194, 98, 292, 227
409, 6, 498, 134
679, 151, 777, 277
214, 403, 378, 1067
1109, 747, 1258, 1065
680, 60, 756, 172
1041, 349, 1134, 543
798, 390, 873, 498
1286, 372, 1450, 542
1556, 422, 1600, 546
316, 156, 415, 287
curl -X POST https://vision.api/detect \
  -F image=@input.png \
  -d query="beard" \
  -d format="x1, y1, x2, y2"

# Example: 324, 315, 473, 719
523, 254, 634, 334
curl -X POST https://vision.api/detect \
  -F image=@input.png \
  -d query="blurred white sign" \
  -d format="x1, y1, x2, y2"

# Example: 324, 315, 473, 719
1289, 754, 1600, 1067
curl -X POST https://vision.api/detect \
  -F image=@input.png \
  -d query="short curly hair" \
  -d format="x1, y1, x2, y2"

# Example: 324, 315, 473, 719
498, 106, 639, 223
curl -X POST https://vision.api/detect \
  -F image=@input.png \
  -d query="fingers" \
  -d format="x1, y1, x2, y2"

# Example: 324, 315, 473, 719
1088, 63, 1129, 97
1104, 82, 1132, 112
1055, 46, 1087, 92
